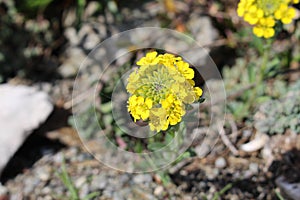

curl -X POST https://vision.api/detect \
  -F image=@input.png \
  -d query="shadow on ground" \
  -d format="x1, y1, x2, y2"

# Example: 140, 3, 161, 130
0, 107, 71, 183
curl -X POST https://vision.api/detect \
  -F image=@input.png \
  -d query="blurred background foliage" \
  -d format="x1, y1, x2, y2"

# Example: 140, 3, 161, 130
0, 0, 121, 82
1, 0, 299, 134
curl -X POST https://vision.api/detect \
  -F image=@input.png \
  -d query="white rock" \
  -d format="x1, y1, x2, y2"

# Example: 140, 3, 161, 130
0, 84, 53, 176
154, 185, 164, 196
240, 132, 269, 152
215, 157, 226, 169
276, 176, 300, 200
0, 183, 8, 195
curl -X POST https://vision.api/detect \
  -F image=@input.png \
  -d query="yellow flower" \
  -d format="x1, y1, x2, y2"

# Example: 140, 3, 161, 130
128, 95, 153, 121
136, 51, 159, 66
252, 16, 276, 38
161, 94, 185, 126
127, 52, 203, 132
274, 4, 296, 24
237, 0, 298, 38
176, 60, 194, 80
237, 0, 255, 17
259, 17, 276, 27
244, 5, 264, 25
194, 87, 203, 99
253, 26, 275, 38
171, 82, 198, 104
158, 53, 182, 68
149, 108, 169, 132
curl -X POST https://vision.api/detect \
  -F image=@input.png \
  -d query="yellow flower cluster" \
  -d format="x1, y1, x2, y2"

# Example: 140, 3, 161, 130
237, 0, 298, 38
127, 51, 203, 132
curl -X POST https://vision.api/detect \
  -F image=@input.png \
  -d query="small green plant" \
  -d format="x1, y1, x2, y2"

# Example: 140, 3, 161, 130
254, 79, 300, 135
56, 158, 100, 200
275, 189, 285, 200
228, 0, 299, 123
202, 183, 233, 200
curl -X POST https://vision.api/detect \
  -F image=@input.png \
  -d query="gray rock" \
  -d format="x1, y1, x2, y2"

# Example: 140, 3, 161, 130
249, 163, 259, 174
35, 166, 52, 181
133, 174, 152, 184
41, 186, 51, 195
119, 174, 130, 184
58, 48, 86, 78
83, 32, 100, 50
242, 130, 253, 138
75, 176, 86, 188
23, 176, 40, 195
187, 15, 218, 46
113, 192, 125, 200
276, 176, 300, 200
195, 144, 211, 158
79, 183, 90, 199
0, 183, 8, 195
215, 157, 226, 169
103, 187, 113, 198
90, 174, 108, 190
64, 27, 79, 46
0, 84, 53, 176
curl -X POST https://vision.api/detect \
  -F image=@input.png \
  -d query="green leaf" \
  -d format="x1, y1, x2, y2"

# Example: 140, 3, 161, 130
251, 35, 264, 55
157, 171, 171, 186
165, 133, 174, 145
174, 151, 191, 164
265, 57, 280, 76
100, 102, 112, 113
56, 158, 79, 200
256, 96, 271, 104
107, 0, 118, 13
197, 97, 206, 103
247, 63, 256, 83
103, 114, 113, 126
82, 192, 101, 200
212, 183, 233, 200
134, 140, 143, 153
23, 0, 54, 9
147, 142, 165, 151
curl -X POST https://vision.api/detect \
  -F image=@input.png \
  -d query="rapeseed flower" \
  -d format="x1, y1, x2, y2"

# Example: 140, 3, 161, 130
237, 0, 298, 38
127, 51, 203, 132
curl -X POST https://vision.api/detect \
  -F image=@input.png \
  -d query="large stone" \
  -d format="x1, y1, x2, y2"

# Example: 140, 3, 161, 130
0, 84, 53, 177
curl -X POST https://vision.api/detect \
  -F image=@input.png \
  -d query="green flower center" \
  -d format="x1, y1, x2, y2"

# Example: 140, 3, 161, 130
257, 0, 282, 15
134, 64, 176, 104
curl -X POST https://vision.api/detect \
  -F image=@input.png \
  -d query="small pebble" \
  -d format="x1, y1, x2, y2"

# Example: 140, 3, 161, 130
91, 174, 108, 190
249, 163, 259, 174
154, 186, 164, 196
36, 166, 51, 181
0, 184, 8, 195
113, 192, 125, 200
242, 130, 252, 138
75, 176, 86, 188
79, 183, 90, 199
133, 174, 152, 184
215, 157, 227, 169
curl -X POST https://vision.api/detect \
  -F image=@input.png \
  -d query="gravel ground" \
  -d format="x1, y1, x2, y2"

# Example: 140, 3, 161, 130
1, 1, 300, 200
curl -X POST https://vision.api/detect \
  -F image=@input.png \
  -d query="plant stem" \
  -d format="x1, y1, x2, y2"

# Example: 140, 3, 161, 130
260, 39, 272, 82
249, 38, 272, 107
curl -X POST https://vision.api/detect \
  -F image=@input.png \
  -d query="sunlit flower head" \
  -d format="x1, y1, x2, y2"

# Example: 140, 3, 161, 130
127, 51, 203, 132
237, 0, 298, 38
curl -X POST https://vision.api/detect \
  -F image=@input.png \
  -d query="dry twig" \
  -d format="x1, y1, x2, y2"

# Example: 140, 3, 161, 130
217, 122, 239, 155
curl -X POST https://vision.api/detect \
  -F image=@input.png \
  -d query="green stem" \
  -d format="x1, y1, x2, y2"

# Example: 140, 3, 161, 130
260, 39, 272, 82
247, 38, 272, 110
